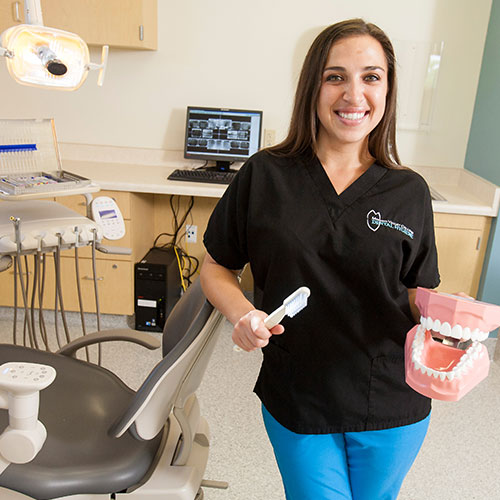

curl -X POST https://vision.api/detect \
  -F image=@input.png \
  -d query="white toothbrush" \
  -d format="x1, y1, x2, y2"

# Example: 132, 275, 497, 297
263, 286, 311, 328
234, 286, 311, 351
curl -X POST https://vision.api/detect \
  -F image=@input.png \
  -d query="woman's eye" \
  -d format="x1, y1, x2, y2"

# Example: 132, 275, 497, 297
364, 74, 380, 82
325, 74, 343, 82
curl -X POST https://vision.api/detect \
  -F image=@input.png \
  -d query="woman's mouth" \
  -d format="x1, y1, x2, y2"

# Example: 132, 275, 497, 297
335, 110, 369, 123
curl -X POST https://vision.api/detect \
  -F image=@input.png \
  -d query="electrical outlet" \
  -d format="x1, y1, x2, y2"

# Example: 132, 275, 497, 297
263, 129, 276, 147
186, 224, 197, 243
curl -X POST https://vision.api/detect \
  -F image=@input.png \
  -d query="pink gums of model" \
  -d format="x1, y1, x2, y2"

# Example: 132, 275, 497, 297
405, 288, 500, 401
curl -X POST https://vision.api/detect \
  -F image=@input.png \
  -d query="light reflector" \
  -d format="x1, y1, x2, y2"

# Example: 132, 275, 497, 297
1, 24, 90, 90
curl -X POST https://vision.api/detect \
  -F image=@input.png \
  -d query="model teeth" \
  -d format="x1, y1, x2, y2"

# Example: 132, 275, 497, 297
411, 324, 486, 380
338, 111, 365, 120
419, 315, 489, 342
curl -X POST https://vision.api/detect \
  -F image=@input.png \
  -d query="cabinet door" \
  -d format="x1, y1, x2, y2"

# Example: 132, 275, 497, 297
0, 1, 24, 33
0, 255, 133, 314
40, 0, 157, 50
0, 254, 56, 308
434, 227, 484, 296
433, 214, 491, 297
59, 257, 134, 315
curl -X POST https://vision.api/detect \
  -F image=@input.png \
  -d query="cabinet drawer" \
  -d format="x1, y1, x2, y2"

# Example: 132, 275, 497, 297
434, 213, 488, 231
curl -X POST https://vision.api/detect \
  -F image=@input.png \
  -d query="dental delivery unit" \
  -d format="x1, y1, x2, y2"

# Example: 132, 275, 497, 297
405, 287, 500, 401
0, 118, 228, 498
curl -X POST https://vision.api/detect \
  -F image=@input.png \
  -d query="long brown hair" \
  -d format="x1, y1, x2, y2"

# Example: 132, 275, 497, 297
268, 18, 401, 169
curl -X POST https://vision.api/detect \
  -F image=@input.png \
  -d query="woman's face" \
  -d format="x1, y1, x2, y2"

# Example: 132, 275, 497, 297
316, 35, 388, 152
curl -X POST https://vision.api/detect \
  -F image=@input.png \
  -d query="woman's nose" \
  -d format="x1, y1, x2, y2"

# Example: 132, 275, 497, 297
343, 80, 364, 104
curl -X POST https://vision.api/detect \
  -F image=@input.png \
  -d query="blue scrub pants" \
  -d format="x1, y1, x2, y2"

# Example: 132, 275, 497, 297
262, 405, 430, 500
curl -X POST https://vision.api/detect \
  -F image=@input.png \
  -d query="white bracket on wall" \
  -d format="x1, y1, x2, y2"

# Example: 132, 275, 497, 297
394, 40, 444, 131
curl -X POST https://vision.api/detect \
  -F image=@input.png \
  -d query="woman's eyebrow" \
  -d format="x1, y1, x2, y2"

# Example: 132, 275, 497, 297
323, 65, 386, 72
323, 66, 345, 72
364, 65, 386, 72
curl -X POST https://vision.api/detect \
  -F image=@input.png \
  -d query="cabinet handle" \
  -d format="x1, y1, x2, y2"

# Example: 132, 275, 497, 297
13, 2, 22, 22
82, 276, 104, 281
476, 237, 481, 251
139, 25, 144, 41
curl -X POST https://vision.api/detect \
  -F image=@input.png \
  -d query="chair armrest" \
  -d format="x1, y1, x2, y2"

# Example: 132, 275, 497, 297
56, 329, 161, 358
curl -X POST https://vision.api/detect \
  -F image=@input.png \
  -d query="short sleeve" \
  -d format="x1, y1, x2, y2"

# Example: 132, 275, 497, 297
400, 177, 440, 289
203, 161, 253, 270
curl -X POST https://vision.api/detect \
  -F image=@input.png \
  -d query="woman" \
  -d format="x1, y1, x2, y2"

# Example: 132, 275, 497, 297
200, 18, 440, 500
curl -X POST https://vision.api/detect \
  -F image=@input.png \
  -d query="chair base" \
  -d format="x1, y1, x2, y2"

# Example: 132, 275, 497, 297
119, 415, 210, 499
0, 414, 211, 500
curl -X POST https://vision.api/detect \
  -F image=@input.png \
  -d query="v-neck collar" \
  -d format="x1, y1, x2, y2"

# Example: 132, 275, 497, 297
304, 154, 387, 223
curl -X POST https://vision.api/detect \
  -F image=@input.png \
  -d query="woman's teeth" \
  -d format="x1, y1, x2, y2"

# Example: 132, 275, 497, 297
337, 111, 365, 121
420, 315, 489, 342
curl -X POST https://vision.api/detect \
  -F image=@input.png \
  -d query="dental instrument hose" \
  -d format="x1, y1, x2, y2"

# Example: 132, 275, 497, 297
91, 229, 102, 365
74, 244, 90, 362
36, 252, 49, 351
12, 256, 18, 345
53, 249, 64, 350
10, 216, 35, 349
22, 256, 34, 347
29, 254, 40, 350
56, 234, 71, 344
55, 234, 71, 346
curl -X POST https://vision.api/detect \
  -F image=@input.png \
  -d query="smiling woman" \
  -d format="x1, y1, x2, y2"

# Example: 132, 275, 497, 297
200, 18, 441, 500
316, 36, 388, 156
315, 35, 390, 193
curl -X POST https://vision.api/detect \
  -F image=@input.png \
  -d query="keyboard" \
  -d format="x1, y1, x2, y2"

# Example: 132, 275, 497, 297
167, 168, 237, 185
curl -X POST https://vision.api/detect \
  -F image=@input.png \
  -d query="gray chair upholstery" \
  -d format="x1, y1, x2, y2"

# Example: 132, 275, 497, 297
0, 279, 223, 500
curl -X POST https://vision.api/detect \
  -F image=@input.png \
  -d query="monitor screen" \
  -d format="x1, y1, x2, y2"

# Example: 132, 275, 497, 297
184, 106, 263, 171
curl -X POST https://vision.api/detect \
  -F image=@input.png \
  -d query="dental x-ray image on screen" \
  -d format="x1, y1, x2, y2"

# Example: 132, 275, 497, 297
184, 106, 262, 171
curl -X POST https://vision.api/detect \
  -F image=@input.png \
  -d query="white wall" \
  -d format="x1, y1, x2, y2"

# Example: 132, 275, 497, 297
0, 0, 492, 168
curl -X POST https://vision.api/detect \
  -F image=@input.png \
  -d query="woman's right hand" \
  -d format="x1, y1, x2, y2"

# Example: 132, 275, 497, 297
232, 310, 285, 352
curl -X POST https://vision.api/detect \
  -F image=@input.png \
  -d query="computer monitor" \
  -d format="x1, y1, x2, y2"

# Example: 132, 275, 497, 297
183, 106, 263, 172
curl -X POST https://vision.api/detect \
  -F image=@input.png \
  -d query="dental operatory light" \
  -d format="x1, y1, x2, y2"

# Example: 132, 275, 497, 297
0, 0, 108, 91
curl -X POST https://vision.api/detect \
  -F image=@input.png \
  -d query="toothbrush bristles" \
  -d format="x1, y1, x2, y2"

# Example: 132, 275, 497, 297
284, 287, 310, 318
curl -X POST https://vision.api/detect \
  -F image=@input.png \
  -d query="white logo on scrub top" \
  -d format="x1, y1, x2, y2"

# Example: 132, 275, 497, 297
367, 210, 414, 239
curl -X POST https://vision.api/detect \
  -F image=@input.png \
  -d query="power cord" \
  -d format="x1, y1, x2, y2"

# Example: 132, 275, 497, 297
152, 195, 200, 290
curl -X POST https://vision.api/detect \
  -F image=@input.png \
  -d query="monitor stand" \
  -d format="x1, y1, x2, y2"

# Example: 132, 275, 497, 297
206, 160, 237, 173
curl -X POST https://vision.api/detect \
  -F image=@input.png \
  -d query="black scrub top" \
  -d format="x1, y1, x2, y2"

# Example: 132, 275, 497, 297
204, 150, 440, 434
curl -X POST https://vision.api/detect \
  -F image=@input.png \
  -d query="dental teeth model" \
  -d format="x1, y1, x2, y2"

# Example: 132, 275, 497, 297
405, 288, 500, 401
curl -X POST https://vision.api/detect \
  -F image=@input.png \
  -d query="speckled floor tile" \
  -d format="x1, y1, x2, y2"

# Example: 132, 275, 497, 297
0, 308, 498, 500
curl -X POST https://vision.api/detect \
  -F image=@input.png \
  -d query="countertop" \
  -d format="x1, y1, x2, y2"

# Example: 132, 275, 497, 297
62, 159, 228, 199
412, 165, 500, 217
57, 158, 500, 218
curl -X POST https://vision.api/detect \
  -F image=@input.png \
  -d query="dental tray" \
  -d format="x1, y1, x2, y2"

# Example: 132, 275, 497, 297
0, 118, 97, 200
0, 170, 90, 195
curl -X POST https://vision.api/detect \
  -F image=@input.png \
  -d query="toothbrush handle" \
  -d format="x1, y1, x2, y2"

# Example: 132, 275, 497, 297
264, 305, 286, 329
233, 305, 286, 352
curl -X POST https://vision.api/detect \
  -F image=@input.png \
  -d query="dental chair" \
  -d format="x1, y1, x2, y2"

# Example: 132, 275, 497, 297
0, 278, 226, 500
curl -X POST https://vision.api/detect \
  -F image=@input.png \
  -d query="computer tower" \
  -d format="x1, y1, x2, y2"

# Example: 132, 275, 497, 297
134, 248, 182, 332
